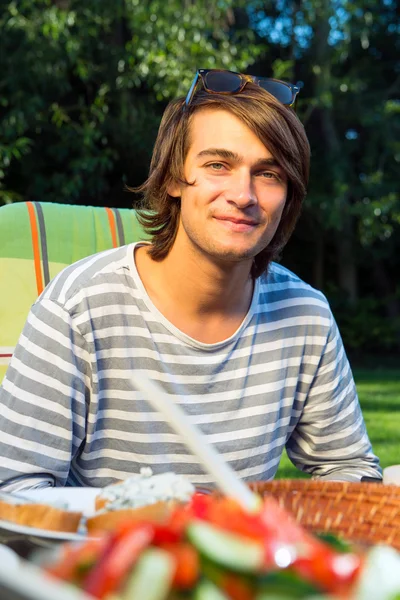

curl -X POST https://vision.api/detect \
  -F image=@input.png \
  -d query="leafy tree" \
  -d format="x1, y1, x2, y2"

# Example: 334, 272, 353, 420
248, 0, 400, 353
0, 0, 259, 206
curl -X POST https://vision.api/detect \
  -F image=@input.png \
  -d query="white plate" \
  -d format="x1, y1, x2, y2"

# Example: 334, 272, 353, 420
0, 557, 93, 600
0, 488, 101, 542
0, 544, 19, 569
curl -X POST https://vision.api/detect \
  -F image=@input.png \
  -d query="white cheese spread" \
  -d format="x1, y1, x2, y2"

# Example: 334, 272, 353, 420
98, 468, 195, 512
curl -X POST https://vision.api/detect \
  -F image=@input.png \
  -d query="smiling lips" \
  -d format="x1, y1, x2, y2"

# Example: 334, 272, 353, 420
214, 215, 259, 230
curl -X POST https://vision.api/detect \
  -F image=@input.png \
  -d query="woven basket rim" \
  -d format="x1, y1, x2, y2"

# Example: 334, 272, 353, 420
247, 479, 400, 550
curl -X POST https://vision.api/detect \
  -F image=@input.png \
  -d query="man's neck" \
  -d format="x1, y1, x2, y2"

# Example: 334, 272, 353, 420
134, 242, 255, 344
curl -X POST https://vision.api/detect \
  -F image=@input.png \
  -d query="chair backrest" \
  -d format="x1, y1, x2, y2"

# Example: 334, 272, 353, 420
0, 201, 148, 382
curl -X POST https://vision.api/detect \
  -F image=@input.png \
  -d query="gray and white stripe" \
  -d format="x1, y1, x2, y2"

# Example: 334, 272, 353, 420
0, 243, 381, 489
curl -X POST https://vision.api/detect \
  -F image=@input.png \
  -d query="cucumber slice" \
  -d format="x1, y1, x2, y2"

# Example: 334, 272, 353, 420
187, 521, 264, 573
255, 595, 297, 600
121, 547, 175, 600
194, 579, 230, 600
255, 592, 321, 599
315, 532, 352, 554
258, 570, 321, 597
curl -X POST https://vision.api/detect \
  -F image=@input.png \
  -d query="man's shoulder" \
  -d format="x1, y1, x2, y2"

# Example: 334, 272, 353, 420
259, 262, 330, 309
40, 244, 135, 308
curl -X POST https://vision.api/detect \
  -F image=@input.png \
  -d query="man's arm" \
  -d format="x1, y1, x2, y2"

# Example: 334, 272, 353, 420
286, 314, 382, 482
0, 298, 89, 489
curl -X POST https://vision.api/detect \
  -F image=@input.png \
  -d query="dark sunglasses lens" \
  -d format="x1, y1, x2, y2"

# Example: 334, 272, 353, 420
204, 71, 242, 93
259, 80, 293, 105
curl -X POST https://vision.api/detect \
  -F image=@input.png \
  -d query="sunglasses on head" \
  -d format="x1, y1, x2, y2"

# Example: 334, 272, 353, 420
185, 69, 300, 109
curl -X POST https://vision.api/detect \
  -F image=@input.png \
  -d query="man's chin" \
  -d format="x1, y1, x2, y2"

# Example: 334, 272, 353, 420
208, 247, 259, 265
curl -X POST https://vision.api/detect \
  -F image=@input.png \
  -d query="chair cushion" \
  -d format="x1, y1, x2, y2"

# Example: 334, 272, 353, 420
0, 201, 147, 381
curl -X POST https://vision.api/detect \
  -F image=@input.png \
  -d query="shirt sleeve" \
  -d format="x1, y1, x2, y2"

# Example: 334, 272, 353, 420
285, 313, 382, 482
0, 298, 90, 489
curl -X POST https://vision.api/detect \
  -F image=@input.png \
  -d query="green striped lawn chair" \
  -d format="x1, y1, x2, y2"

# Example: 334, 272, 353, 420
0, 201, 147, 382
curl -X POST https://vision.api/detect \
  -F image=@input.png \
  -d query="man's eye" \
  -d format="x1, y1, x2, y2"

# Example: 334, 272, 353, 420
259, 171, 278, 179
208, 162, 226, 171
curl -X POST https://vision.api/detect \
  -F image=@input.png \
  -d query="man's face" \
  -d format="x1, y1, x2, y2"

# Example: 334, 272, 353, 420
169, 108, 288, 268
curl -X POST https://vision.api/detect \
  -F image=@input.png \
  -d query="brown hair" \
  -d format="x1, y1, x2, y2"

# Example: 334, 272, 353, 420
133, 83, 310, 278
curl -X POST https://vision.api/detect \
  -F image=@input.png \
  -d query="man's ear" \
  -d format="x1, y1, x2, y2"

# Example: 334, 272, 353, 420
167, 179, 181, 198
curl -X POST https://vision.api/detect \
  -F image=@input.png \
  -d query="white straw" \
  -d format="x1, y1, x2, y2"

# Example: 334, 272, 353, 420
131, 372, 260, 512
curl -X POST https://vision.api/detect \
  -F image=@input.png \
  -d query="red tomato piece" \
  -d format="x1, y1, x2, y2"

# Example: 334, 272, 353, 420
45, 537, 108, 583
82, 523, 154, 599
187, 492, 214, 520
293, 546, 363, 595
207, 498, 265, 541
159, 542, 200, 589
151, 522, 184, 545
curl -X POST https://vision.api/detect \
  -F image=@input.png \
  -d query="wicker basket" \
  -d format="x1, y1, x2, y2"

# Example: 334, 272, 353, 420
248, 479, 400, 550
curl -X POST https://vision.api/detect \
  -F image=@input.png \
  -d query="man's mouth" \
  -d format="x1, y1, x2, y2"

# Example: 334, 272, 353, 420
214, 215, 258, 226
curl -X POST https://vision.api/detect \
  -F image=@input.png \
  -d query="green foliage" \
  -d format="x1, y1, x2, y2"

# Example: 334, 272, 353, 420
0, 0, 259, 206
249, 0, 400, 352
254, 0, 399, 248
331, 294, 400, 352
277, 369, 400, 479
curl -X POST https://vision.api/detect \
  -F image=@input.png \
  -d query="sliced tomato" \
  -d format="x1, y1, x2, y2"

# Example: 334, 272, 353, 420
181, 495, 265, 543
207, 498, 266, 541
159, 492, 213, 541
258, 497, 363, 593
151, 522, 183, 545
151, 502, 200, 545
159, 542, 200, 589
82, 522, 154, 599
293, 546, 363, 595
45, 538, 108, 583
187, 492, 215, 520
185, 493, 361, 596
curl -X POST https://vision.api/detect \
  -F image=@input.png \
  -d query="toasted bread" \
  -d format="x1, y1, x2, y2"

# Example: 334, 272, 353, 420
0, 499, 82, 533
86, 500, 177, 534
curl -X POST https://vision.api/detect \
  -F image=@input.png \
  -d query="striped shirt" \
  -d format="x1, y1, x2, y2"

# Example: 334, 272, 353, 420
0, 243, 381, 489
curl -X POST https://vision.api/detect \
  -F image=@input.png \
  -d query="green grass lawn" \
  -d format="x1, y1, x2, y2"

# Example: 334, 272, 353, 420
275, 368, 400, 479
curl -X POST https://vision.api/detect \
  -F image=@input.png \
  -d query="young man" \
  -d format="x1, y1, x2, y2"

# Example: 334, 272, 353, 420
0, 70, 381, 489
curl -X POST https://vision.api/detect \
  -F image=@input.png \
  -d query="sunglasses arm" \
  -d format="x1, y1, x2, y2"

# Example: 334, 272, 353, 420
185, 72, 201, 108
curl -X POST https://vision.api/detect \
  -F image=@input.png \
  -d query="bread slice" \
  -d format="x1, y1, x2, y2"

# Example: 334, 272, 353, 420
89, 470, 195, 534
86, 500, 177, 534
0, 499, 82, 533
94, 471, 194, 512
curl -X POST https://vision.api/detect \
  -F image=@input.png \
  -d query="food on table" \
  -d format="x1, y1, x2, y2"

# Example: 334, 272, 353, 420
45, 492, 385, 599
0, 468, 195, 535
0, 497, 82, 533
87, 468, 195, 533
95, 468, 195, 511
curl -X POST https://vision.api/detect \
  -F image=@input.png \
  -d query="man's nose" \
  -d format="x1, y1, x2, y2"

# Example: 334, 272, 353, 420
224, 172, 256, 207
